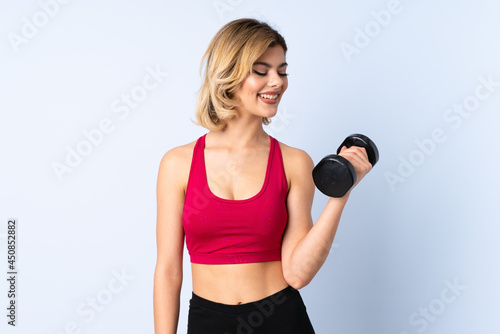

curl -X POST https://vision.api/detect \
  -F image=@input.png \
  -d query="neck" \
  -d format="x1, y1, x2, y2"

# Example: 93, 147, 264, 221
210, 115, 269, 148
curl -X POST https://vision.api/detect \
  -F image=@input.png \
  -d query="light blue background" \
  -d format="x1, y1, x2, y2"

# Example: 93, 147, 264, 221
1, 0, 499, 333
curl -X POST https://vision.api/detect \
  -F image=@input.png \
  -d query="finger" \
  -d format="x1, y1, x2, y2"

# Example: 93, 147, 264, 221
345, 147, 370, 165
341, 147, 369, 164
351, 146, 368, 161
342, 150, 372, 172
347, 153, 371, 171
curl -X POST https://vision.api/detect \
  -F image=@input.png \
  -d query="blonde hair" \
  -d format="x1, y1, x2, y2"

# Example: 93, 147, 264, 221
193, 18, 288, 131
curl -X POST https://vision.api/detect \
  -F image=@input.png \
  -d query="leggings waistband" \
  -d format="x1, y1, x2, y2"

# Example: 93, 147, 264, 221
190, 285, 298, 314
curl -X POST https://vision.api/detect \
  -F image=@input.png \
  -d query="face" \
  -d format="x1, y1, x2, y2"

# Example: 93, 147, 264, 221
233, 45, 288, 120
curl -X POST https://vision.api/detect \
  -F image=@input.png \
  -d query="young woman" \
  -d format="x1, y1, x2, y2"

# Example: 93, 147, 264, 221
153, 18, 372, 334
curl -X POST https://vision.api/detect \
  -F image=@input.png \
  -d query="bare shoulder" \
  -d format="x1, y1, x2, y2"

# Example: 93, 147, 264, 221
158, 139, 198, 191
160, 140, 196, 166
276, 141, 315, 188
278, 141, 314, 169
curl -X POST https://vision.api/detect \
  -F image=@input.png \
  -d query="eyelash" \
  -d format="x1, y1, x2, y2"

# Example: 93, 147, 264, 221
253, 70, 289, 77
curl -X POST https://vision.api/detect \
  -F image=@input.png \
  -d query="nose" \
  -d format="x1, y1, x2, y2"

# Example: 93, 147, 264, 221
268, 70, 284, 88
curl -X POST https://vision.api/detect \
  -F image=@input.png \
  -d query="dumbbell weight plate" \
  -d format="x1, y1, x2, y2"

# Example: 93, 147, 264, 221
312, 154, 357, 197
337, 134, 379, 167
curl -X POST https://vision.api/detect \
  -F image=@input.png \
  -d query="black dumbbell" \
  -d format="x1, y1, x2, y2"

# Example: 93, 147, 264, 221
313, 134, 379, 197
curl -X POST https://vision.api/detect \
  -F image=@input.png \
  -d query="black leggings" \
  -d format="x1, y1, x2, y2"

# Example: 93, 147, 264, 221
187, 285, 315, 334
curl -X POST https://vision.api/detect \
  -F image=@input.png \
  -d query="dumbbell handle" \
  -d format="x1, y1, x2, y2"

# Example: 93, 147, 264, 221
337, 134, 379, 167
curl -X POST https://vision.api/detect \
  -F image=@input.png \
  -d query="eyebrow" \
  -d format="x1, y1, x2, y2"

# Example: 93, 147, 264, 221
253, 61, 288, 68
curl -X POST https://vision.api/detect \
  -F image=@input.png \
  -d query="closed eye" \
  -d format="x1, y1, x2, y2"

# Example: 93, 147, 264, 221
254, 70, 288, 77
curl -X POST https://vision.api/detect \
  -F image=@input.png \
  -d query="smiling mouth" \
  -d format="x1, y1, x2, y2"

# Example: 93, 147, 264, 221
257, 93, 279, 100
258, 94, 279, 104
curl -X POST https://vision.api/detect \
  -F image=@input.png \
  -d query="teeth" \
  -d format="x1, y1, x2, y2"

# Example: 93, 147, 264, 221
259, 94, 278, 100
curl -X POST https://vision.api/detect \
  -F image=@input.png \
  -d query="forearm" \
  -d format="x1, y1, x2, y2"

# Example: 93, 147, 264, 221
288, 195, 349, 288
153, 269, 182, 334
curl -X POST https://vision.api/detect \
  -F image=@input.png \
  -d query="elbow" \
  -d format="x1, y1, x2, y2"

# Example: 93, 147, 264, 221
291, 278, 311, 290
154, 264, 183, 287
284, 272, 311, 290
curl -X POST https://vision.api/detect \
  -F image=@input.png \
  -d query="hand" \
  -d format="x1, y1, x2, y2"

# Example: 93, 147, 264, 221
338, 145, 372, 191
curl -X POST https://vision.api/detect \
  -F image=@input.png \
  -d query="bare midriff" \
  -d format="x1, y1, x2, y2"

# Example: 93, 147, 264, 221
191, 261, 289, 305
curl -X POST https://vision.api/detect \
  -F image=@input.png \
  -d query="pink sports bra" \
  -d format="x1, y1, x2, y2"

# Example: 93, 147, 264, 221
182, 133, 288, 264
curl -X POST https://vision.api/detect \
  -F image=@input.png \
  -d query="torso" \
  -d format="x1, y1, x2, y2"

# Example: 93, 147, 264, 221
191, 262, 289, 304
176, 133, 293, 305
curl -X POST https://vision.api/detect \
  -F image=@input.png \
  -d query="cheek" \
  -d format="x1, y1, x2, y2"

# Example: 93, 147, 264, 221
282, 79, 289, 92
243, 77, 263, 94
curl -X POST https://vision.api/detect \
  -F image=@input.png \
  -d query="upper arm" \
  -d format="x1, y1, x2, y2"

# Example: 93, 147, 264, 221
155, 147, 189, 278
280, 146, 315, 274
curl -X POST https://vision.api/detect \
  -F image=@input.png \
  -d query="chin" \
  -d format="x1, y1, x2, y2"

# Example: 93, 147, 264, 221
261, 111, 279, 119
261, 105, 280, 114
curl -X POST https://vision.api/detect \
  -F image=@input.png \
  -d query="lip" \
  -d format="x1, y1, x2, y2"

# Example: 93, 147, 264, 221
258, 91, 281, 95
258, 94, 278, 104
